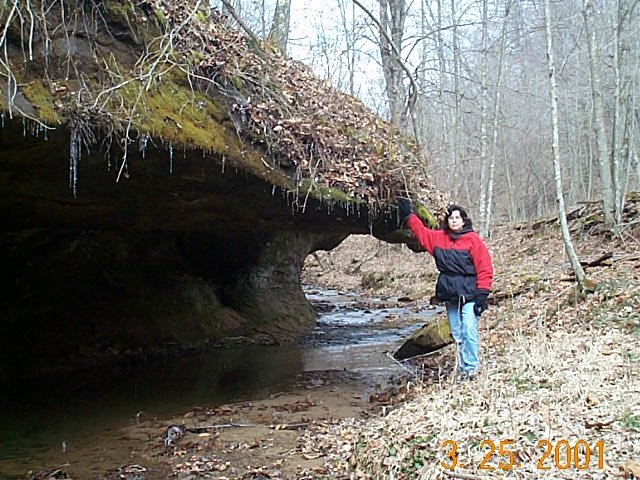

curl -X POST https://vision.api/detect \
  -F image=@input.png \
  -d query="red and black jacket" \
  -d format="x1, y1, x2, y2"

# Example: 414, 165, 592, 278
406, 214, 493, 303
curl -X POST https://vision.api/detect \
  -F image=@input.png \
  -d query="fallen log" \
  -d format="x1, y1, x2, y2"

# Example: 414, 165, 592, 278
580, 252, 613, 268
186, 423, 258, 433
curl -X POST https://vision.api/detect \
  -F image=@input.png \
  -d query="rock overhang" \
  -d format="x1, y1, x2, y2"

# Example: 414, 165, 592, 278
0, 0, 447, 379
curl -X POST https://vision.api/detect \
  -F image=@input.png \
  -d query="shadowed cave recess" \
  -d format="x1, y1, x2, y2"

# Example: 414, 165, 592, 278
0, 119, 401, 380
0, 0, 446, 381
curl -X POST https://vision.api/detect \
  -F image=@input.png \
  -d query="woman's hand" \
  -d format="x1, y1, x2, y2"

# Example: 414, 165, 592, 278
397, 197, 413, 219
473, 290, 490, 316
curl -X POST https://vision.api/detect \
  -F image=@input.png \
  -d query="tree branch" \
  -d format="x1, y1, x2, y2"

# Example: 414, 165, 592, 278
219, 0, 260, 45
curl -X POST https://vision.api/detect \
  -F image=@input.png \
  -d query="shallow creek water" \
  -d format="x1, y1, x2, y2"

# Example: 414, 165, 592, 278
0, 287, 438, 479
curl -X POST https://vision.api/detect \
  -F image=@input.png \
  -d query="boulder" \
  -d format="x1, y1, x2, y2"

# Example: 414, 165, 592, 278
394, 315, 453, 360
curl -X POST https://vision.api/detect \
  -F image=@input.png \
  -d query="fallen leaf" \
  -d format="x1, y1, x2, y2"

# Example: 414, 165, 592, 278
621, 460, 640, 478
302, 452, 323, 460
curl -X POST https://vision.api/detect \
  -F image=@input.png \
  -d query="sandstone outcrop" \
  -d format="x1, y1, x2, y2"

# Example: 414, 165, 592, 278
0, 0, 446, 378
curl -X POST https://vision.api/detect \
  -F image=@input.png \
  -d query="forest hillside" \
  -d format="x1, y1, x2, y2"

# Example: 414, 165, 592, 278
299, 196, 640, 479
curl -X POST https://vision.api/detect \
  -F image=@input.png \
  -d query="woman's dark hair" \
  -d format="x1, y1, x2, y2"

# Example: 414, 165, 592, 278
442, 204, 473, 231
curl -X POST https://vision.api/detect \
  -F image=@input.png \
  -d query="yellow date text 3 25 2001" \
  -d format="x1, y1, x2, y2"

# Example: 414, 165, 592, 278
440, 439, 605, 471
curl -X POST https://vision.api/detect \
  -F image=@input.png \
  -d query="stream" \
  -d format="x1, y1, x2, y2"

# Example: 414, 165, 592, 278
0, 287, 439, 479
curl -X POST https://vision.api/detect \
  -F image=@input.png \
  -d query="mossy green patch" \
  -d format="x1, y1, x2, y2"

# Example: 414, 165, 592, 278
415, 204, 438, 228
103, 0, 136, 26
154, 8, 168, 30
111, 74, 237, 154
95, 70, 294, 188
102, 0, 164, 44
193, 11, 208, 23
297, 178, 355, 203
21, 80, 60, 125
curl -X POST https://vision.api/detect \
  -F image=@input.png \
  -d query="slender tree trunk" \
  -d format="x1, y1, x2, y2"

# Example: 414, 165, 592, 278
477, 0, 489, 236
338, 0, 357, 96
504, 151, 516, 223
414, 0, 431, 154
612, 0, 638, 224
351, 0, 423, 155
450, 0, 463, 200
611, 0, 625, 226
483, 0, 510, 238
583, 0, 615, 228
436, 0, 450, 178
634, 32, 640, 188
544, 0, 586, 285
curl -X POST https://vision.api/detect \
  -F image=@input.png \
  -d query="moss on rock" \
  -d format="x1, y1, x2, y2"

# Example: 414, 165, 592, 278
21, 80, 60, 125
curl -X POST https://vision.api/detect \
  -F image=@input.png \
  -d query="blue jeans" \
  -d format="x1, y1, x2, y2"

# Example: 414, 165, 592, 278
446, 301, 479, 373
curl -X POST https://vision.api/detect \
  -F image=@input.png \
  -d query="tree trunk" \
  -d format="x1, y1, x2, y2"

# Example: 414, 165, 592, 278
378, 0, 408, 128
351, 0, 424, 155
477, 0, 489, 236
482, 0, 510, 238
450, 0, 463, 200
544, 0, 586, 285
436, 0, 449, 177
267, 0, 291, 55
583, 0, 615, 228
611, 0, 638, 225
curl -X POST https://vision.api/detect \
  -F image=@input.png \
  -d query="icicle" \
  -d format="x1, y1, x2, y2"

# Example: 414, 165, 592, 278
1, 112, 4, 127
138, 133, 148, 159
69, 129, 80, 198
272, 185, 276, 196
221, 155, 225, 173
168, 142, 173, 174
22, 117, 27, 137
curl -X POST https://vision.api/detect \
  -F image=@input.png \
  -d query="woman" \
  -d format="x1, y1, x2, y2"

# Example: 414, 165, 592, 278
397, 199, 493, 380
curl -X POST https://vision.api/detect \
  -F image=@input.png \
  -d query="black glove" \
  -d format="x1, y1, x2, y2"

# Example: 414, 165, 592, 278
473, 289, 490, 317
397, 197, 413, 220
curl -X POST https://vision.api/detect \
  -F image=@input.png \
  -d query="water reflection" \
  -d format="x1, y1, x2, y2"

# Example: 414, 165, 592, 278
0, 344, 303, 476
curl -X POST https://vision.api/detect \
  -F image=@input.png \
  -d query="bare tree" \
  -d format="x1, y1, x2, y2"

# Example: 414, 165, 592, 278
449, 0, 463, 200
477, 0, 490, 237
484, 0, 510, 237
378, 0, 409, 128
544, 0, 586, 285
350, 0, 423, 154
583, 0, 615, 228
611, 0, 639, 226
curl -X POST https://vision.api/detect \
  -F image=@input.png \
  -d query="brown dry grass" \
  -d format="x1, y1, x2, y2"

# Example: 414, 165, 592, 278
299, 217, 640, 479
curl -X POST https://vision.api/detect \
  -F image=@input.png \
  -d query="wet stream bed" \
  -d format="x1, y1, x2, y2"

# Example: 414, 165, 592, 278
0, 287, 440, 479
